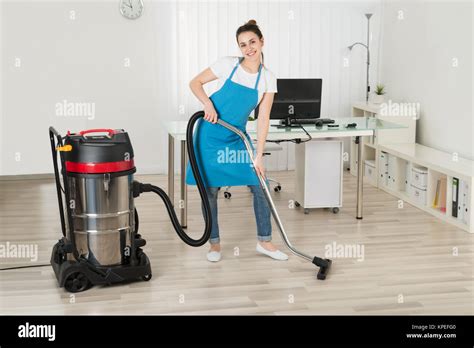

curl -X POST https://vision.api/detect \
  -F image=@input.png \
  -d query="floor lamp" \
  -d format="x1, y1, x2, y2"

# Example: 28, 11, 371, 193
348, 13, 373, 104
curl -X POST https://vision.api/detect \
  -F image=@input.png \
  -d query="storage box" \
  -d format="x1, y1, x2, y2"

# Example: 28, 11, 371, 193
387, 154, 398, 190
411, 184, 427, 205
405, 161, 412, 195
364, 160, 376, 186
378, 151, 389, 186
411, 166, 428, 189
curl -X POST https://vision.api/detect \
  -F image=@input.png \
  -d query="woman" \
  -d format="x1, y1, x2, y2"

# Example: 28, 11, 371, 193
186, 20, 288, 263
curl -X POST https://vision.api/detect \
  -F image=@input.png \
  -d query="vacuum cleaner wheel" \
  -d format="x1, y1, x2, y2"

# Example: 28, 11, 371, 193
142, 274, 152, 281
64, 271, 92, 293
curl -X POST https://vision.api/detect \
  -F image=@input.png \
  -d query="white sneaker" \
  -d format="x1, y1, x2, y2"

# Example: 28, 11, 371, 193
256, 243, 288, 261
206, 250, 221, 262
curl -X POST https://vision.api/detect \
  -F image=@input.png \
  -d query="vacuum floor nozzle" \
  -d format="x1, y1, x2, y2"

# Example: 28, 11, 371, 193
316, 259, 332, 280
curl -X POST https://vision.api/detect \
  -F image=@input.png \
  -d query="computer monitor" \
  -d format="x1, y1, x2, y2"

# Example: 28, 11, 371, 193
255, 78, 322, 125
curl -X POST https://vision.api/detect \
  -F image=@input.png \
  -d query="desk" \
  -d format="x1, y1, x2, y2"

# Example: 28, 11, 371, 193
163, 117, 405, 227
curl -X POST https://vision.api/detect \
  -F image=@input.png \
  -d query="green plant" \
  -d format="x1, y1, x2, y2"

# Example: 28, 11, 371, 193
375, 84, 386, 95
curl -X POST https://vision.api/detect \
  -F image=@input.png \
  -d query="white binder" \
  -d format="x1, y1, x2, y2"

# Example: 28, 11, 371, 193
462, 180, 470, 225
457, 180, 464, 221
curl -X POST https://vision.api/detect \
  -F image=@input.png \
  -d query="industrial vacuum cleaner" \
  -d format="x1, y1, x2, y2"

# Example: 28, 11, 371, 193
49, 111, 331, 292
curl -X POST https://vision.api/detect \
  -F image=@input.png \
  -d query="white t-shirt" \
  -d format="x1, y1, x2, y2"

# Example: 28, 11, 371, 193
210, 56, 277, 105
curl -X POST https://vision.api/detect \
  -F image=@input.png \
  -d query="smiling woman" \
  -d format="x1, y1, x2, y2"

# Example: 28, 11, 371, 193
185, 19, 286, 262
236, 19, 264, 64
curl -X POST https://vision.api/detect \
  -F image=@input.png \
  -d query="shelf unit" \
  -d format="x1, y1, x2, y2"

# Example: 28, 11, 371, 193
350, 102, 473, 233
350, 102, 417, 180
378, 143, 473, 233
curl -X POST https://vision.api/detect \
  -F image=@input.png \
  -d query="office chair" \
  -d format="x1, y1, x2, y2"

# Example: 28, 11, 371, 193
221, 142, 283, 199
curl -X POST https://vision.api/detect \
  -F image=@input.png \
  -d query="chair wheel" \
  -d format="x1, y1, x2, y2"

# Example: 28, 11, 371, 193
274, 185, 281, 192
294, 201, 300, 207
64, 271, 91, 293
224, 192, 231, 199
304, 208, 310, 214
142, 274, 152, 281
332, 207, 340, 214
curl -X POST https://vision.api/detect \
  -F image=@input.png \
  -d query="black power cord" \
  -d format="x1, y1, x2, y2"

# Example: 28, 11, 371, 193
0, 264, 50, 271
267, 119, 313, 145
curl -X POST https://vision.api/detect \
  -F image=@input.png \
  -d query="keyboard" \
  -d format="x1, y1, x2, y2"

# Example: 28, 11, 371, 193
271, 118, 336, 129
291, 118, 334, 125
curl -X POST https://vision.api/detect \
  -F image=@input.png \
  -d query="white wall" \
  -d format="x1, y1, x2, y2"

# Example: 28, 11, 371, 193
156, 0, 383, 172
1, 0, 160, 175
1, 0, 381, 176
0, 1, 4, 175
379, 0, 473, 159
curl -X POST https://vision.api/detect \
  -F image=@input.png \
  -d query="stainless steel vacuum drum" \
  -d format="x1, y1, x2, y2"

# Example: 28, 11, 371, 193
63, 129, 136, 266
68, 173, 135, 266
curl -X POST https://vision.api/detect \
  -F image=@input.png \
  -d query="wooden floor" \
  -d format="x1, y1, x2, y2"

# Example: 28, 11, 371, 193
0, 171, 473, 315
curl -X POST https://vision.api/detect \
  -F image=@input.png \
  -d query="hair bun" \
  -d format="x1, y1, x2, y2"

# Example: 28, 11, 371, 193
246, 19, 257, 25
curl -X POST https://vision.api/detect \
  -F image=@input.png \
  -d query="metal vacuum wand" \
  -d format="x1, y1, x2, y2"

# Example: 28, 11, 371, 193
216, 119, 332, 280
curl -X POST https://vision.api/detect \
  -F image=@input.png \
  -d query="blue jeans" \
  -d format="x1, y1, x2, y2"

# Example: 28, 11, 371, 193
201, 185, 272, 244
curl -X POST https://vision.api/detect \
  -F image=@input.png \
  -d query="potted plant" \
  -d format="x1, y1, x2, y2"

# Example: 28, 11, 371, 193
247, 115, 257, 131
373, 84, 386, 104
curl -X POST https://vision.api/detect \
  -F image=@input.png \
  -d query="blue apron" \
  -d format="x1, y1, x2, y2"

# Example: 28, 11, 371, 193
186, 59, 262, 187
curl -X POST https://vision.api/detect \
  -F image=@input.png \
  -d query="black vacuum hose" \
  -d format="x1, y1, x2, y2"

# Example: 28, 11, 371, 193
134, 111, 211, 247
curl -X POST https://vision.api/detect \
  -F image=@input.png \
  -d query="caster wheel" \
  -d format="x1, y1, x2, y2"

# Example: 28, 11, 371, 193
142, 274, 152, 281
64, 271, 91, 293
304, 208, 310, 215
332, 207, 340, 214
295, 201, 300, 207
224, 192, 231, 199
274, 185, 282, 192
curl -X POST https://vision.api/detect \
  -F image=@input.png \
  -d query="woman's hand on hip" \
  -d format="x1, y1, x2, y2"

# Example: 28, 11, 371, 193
253, 154, 265, 177
203, 101, 218, 124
